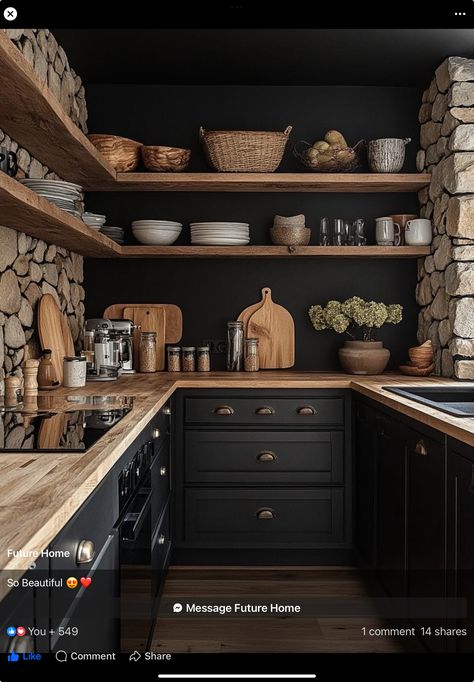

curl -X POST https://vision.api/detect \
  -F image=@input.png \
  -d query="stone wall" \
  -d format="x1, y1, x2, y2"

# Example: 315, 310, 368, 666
417, 57, 474, 379
0, 30, 87, 392
4, 28, 87, 132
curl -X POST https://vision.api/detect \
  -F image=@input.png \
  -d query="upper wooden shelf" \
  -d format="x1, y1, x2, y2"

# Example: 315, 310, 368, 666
0, 32, 115, 188
109, 172, 431, 193
0, 172, 119, 257
118, 245, 430, 259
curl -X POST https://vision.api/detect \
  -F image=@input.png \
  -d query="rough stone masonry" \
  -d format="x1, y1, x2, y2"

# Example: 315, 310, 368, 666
0, 29, 87, 393
417, 56, 474, 379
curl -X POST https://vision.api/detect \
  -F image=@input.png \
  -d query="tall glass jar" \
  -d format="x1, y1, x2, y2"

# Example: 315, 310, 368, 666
139, 331, 157, 373
244, 338, 259, 372
227, 321, 244, 371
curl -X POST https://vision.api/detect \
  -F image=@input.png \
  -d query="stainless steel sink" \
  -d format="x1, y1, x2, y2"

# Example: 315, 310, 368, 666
383, 385, 474, 417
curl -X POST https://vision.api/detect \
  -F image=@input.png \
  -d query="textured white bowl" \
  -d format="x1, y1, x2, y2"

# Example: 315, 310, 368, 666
133, 231, 181, 245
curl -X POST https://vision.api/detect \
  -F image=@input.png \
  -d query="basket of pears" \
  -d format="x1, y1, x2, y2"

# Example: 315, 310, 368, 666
293, 130, 364, 172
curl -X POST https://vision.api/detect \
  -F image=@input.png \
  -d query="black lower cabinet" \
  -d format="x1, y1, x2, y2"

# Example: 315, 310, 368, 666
354, 402, 377, 568
447, 438, 474, 653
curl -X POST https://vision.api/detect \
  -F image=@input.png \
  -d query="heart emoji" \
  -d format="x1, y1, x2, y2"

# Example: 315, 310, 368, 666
16, 627, 26, 637
80, 577, 92, 589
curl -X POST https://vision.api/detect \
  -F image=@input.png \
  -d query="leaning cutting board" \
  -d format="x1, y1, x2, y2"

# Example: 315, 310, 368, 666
124, 306, 166, 371
247, 288, 295, 369
237, 291, 266, 335
103, 303, 182, 343
38, 294, 75, 384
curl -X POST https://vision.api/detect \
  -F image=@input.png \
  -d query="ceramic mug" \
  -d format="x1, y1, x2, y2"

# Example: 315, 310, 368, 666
0, 146, 17, 177
389, 214, 417, 246
405, 218, 432, 246
368, 137, 411, 173
375, 216, 401, 246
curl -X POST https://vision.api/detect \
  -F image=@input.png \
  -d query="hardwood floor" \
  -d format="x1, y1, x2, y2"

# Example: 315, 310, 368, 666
150, 566, 403, 653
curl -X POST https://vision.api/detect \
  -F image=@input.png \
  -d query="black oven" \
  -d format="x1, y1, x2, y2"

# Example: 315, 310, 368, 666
118, 415, 171, 652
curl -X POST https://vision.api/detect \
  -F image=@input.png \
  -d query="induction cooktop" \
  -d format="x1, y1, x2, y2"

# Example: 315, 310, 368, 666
0, 402, 133, 452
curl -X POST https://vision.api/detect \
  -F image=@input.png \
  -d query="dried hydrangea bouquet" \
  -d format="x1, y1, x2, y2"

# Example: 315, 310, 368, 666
308, 297, 403, 375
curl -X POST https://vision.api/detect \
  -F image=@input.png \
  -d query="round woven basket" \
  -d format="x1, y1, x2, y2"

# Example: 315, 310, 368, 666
200, 126, 292, 173
293, 139, 364, 173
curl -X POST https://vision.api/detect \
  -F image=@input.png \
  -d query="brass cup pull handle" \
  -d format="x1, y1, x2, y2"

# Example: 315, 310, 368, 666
415, 439, 428, 456
213, 405, 234, 415
256, 507, 275, 520
76, 539, 95, 565
257, 451, 277, 462
255, 406, 275, 415
297, 405, 316, 416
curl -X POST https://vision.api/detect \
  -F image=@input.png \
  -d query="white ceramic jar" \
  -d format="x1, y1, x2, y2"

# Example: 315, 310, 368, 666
63, 356, 87, 387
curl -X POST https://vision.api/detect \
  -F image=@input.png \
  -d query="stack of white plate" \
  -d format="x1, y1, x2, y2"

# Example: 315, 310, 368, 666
20, 179, 83, 219
190, 222, 250, 245
82, 212, 106, 230
131, 220, 182, 245
100, 226, 125, 244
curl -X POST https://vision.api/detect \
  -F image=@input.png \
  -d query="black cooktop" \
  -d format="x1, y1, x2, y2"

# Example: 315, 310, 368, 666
0, 407, 132, 452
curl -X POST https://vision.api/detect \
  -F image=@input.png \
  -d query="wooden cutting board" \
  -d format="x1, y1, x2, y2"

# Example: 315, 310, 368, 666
247, 287, 295, 369
124, 306, 166, 371
237, 290, 266, 336
103, 303, 182, 343
38, 294, 75, 384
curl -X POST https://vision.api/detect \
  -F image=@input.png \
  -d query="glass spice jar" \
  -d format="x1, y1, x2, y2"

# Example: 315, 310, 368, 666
139, 331, 157, 373
167, 346, 181, 372
182, 347, 196, 372
227, 321, 244, 371
197, 346, 211, 372
244, 338, 259, 372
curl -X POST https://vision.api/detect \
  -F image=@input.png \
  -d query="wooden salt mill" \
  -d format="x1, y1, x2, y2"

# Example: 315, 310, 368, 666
23, 359, 40, 413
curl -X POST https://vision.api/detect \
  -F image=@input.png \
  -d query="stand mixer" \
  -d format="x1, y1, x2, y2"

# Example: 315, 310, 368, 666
83, 318, 138, 380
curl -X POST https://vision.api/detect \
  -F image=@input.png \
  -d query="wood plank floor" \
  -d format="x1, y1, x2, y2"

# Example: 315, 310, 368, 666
150, 566, 404, 653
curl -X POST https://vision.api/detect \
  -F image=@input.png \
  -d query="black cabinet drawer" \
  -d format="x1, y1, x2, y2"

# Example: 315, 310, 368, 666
184, 488, 344, 547
185, 397, 344, 426
184, 430, 344, 484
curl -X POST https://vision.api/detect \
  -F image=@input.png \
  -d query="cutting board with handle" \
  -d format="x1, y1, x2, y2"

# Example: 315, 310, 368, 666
103, 303, 182, 343
38, 294, 75, 384
247, 287, 295, 369
123, 307, 166, 371
237, 291, 266, 336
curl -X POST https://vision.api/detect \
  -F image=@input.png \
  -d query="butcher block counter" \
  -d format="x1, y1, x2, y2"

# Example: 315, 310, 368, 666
0, 370, 473, 574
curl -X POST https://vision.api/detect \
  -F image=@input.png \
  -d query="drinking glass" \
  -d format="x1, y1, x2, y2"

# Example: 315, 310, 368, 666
344, 220, 355, 246
333, 218, 344, 246
319, 217, 330, 246
353, 219, 367, 246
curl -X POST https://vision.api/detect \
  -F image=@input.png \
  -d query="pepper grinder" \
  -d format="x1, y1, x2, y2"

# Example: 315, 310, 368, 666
22, 359, 40, 413
4, 375, 22, 408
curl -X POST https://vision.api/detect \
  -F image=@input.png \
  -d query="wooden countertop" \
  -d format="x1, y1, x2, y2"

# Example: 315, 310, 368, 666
1, 370, 472, 575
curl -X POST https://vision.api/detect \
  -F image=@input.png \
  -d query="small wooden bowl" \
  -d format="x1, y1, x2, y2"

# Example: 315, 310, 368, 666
399, 362, 435, 377
270, 226, 311, 246
88, 134, 142, 172
408, 348, 434, 368
141, 145, 191, 172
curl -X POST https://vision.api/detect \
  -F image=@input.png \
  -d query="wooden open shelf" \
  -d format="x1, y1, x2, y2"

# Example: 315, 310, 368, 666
118, 245, 430, 259
0, 32, 116, 188
110, 172, 431, 193
0, 172, 119, 257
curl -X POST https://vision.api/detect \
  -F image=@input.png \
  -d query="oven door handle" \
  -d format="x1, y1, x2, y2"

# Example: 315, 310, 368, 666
121, 488, 152, 542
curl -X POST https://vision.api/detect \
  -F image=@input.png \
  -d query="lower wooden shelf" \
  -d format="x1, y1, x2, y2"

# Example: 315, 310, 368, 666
118, 245, 430, 259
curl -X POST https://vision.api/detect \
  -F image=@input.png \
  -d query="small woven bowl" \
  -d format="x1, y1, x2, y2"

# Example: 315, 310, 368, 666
141, 145, 191, 172
270, 226, 311, 246
273, 214, 305, 228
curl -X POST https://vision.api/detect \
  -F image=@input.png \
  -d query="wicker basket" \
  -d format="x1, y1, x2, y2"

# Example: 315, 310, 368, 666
141, 145, 191, 172
293, 139, 364, 173
200, 126, 292, 172
88, 134, 143, 172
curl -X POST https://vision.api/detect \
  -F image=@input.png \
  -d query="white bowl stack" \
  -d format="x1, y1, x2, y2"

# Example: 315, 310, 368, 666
100, 226, 125, 244
131, 220, 182, 245
190, 222, 250, 245
82, 212, 106, 230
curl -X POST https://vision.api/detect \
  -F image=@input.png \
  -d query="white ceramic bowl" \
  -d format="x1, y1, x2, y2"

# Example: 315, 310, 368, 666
132, 220, 182, 228
133, 230, 181, 245
132, 226, 182, 235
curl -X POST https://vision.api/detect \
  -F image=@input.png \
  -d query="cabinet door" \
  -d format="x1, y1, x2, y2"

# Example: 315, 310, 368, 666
376, 415, 407, 598
355, 402, 378, 567
407, 427, 446, 652
447, 442, 474, 653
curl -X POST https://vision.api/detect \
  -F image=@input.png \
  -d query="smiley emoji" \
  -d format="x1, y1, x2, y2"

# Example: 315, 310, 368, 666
66, 576, 78, 589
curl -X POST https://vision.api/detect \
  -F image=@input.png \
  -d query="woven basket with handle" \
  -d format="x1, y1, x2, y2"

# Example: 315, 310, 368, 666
200, 126, 292, 172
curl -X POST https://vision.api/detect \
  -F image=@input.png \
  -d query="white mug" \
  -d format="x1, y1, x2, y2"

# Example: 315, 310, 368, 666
405, 218, 432, 246
375, 216, 401, 246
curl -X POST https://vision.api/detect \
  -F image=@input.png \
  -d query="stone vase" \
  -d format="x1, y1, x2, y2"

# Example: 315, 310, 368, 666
338, 340, 390, 375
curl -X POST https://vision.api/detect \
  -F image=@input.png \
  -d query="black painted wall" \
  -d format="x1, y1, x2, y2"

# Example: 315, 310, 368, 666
84, 84, 421, 370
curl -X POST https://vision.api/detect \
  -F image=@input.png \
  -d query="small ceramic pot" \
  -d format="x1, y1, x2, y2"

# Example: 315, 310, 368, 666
368, 138, 411, 173
338, 340, 390, 375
